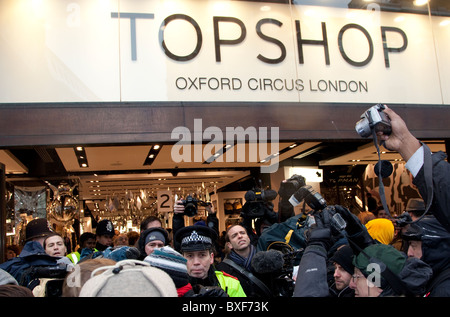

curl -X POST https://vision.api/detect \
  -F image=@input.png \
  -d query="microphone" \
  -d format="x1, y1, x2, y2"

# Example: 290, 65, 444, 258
251, 250, 285, 274
261, 190, 278, 201
245, 189, 278, 202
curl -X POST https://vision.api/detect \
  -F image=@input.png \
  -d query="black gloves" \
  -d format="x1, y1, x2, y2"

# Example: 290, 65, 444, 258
189, 285, 229, 297
305, 206, 335, 252
333, 205, 375, 254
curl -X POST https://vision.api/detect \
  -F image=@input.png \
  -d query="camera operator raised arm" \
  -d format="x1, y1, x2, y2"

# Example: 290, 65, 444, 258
378, 106, 450, 232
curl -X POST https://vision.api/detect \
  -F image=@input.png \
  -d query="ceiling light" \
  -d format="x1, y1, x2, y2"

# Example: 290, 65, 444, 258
203, 143, 234, 164
74, 147, 89, 168
144, 144, 162, 166
413, 0, 428, 5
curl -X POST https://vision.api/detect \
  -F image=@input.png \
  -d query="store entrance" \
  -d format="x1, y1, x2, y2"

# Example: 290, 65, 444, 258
0, 139, 447, 262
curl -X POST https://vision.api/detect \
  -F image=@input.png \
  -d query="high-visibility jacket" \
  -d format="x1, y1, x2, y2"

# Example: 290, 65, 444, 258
67, 248, 98, 264
66, 251, 81, 264
215, 270, 247, 297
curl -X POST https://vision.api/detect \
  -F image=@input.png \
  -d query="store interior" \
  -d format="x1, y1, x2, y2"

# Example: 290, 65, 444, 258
1, 138, 446, 246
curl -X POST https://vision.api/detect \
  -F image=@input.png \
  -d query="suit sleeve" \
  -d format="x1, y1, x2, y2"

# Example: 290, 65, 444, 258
413, 151, 450, 232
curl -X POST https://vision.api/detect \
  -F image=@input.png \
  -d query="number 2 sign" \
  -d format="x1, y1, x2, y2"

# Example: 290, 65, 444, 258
157, 190, 173, 212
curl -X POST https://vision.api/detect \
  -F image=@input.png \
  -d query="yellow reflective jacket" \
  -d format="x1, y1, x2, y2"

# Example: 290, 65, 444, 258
215, 270, 247, 297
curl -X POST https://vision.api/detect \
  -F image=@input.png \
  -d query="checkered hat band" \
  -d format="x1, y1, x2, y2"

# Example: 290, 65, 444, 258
181, 230, 212, 246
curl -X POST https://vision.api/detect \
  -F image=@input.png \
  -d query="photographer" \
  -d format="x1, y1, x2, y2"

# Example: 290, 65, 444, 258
239, 186, 279, 248
377, 105, 450, 232
402, 215, 450, 297
172, 196, 219, 252
293, 207, 345, 297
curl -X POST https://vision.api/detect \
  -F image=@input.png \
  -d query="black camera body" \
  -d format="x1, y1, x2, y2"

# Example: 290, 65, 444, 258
25, 264, 68, 297
278, 174, 306, 199
355, 103, 392, 138
180, 195, 198, 217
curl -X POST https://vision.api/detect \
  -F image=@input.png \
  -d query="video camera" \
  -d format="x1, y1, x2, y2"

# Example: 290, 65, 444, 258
25, 264, 68, 297
242, 187, 277, 219
355, 103, 392, 138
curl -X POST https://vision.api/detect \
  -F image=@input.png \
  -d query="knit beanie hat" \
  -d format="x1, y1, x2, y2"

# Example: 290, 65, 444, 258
353, 244, 406, 290
138, 227, 169, 256
365, 218, 394, 245
79, 260, 177, 297
329, 245, 354, 275
145, 230, 166, 245
144, 246, 189, 289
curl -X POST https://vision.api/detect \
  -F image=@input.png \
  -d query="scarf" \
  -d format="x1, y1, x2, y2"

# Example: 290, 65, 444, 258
227, 244, 256, 271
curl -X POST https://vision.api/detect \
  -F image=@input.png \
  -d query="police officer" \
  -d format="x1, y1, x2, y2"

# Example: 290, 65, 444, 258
175, 225, 246, 297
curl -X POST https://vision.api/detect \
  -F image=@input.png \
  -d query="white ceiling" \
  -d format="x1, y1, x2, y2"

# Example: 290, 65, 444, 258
51, 142, 321, 213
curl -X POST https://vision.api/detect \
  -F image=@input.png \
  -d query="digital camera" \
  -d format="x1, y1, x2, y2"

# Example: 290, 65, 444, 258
180, 195, 198, 217
355, 104, 392, 138
278, 174, 306, 199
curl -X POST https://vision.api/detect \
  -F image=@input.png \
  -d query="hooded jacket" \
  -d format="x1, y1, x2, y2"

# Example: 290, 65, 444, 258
379, 256, 433, 297
0, 241, 59, 286
407, 216, 450, 296
353, 243, 433, 297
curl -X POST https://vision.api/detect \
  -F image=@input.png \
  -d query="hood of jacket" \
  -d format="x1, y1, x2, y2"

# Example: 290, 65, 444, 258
379, 257, 433, 297
19, 241, 58, 266
19, 241, 48, 258
416, 216, 450, 274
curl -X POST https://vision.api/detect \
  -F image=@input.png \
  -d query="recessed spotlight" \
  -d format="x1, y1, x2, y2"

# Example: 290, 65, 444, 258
413, 0, 428, 5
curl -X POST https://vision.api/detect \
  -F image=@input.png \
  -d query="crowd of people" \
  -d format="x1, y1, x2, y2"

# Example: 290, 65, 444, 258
0, 106, 449, 298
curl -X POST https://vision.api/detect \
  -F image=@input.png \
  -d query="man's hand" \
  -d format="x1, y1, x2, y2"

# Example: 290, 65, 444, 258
377, 106, 421, 161
174, 199, 185, 214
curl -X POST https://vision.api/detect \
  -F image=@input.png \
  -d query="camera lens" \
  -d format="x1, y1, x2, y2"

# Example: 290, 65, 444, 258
355, 117, 371, 138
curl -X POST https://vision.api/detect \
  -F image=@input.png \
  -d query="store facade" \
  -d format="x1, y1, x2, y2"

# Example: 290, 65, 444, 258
1, 0, 449, 261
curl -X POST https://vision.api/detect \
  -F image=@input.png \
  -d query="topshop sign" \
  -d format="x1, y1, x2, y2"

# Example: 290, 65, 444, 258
112, 12, 406, 68
0, 0, 448, 104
